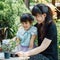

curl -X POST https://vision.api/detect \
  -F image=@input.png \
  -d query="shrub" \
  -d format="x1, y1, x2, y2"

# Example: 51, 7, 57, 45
0, 0, 30, 38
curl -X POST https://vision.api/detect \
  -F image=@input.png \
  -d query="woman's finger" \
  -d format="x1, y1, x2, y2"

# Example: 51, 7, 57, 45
15, 51, 24, 57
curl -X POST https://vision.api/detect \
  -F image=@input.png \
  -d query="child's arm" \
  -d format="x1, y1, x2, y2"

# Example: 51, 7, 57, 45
29, 35, 37, 50
29, 27, 37, 50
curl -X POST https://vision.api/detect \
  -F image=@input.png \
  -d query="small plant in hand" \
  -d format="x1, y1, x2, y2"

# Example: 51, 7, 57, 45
2, 39, 17, 52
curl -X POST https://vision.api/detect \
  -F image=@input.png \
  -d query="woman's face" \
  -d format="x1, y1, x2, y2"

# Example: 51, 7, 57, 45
35, 13, 46, 24
22, 21, 31, 31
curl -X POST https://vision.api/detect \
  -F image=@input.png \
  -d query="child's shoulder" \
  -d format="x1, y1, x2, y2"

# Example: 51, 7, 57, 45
17, 26, 25, 33
29, 26, 37, 35
18, 26, 24, 31
29, 26, 37, 32
31, 26, 37, 30
17, 26, 26, 35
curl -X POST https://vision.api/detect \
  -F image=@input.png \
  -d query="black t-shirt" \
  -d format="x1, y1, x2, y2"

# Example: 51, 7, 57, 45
35, 22, 58, 60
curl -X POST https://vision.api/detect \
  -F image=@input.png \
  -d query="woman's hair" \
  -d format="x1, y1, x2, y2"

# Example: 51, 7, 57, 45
20, 13, 34, 23
32, 4, 53, 40
32, 4, 53, 21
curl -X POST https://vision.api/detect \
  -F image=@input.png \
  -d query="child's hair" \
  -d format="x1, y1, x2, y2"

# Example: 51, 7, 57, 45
20, 13, 34, 23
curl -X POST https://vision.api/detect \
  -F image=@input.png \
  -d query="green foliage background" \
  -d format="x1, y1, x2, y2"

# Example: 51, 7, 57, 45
0, 0, 30, 38
56, 20, 60, 60
56, 21, 60, 48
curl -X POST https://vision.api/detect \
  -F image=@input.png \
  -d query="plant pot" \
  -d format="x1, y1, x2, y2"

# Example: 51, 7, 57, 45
4, 52, 10, 59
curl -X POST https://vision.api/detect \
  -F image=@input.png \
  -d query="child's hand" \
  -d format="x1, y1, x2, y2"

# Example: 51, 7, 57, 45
16, 38, 20, 46
11, 37, 20, 46
29, 45, 33, 50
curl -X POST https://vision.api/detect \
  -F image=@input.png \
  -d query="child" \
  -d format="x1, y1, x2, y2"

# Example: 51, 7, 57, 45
15, 13, 37, 52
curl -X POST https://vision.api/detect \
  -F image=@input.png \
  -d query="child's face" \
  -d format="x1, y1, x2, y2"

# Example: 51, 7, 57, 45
35, 13, 46, 24
22, 21, 32, 31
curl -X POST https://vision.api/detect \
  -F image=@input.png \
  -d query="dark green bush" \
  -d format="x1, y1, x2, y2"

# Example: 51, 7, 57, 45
0, 0, 30, 38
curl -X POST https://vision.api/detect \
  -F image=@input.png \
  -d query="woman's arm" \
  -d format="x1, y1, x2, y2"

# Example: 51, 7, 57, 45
29, 35, 36, 49
16, 38, 52, 57
26, 38, 52, 56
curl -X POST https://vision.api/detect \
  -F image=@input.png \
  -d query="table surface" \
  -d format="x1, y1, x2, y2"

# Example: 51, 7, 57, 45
5, 57, 30, 60
0, 52, 30, 60
0, 57, 30, 60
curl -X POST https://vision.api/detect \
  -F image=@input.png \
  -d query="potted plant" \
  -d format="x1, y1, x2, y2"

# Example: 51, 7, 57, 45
1, 39, 16, 59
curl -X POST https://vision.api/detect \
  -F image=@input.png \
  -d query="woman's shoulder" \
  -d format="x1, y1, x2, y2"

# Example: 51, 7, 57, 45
48, 22, 56, 29
47, 22, 57, 32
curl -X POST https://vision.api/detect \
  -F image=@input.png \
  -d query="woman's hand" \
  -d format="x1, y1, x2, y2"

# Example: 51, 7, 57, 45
15, 51, 29, 57
16, 51, 24, 57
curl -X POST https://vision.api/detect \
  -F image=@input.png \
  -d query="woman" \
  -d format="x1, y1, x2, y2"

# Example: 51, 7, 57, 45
16, 4, 58, 60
